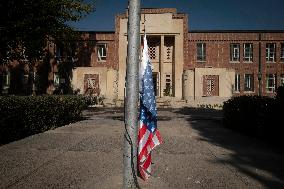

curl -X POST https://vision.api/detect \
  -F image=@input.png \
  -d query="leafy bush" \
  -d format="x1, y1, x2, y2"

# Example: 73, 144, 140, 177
84, 95, 105, 106
223, 95, 283, 147
0, 95, 88, 144
276, 86, 284, 99
163, 84, 172, 96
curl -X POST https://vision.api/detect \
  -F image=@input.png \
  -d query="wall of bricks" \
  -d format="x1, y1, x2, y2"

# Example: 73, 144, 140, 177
76, 32, 118, 70
187, 32, 284, 96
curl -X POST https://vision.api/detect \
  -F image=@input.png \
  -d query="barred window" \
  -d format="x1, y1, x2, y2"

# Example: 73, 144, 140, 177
148, 46, 157, 60
166, 46, 172, 61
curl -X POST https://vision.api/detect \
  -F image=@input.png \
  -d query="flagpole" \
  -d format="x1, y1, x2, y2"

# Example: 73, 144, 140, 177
123, 0, 141, 188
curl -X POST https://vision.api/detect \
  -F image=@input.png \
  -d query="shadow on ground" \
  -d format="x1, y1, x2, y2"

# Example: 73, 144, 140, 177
175, 107, 284, 189
84, 107, 172, 121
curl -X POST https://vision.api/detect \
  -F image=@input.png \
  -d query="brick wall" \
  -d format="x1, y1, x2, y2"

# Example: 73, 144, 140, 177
187, 32, 284, 96
77, 32, 118, 70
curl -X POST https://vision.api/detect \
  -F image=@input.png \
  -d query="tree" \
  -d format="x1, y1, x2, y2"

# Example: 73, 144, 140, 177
0, 0, 95, 63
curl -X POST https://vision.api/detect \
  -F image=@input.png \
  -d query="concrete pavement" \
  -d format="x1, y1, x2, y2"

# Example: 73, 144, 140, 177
0, 107, 283, 189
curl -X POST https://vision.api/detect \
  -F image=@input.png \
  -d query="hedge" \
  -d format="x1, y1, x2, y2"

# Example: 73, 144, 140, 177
0, 95, 88, 144
223, 95, 283, 146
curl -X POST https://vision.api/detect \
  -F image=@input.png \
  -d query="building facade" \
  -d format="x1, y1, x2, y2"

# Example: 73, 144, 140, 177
2, 8, 284, 104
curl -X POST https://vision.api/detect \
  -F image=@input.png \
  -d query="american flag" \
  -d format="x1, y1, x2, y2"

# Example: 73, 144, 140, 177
138, 35, 162, 180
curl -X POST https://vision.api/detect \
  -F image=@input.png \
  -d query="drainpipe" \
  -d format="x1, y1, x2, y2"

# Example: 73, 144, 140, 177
258, 32, 262, 96
193, 69, 196, 100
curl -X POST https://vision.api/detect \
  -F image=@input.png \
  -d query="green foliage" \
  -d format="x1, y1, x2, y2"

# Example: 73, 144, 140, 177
223, 95, 283, 147
197, 103, 223, 109
0, 95, 88, 144
0, 0, 95, 63
163, 84, 172, 96
84, 95, 105, 106
276, 86, 284, 99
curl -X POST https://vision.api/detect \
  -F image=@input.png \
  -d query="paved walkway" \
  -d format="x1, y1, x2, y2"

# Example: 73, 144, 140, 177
0, 108, 284, 189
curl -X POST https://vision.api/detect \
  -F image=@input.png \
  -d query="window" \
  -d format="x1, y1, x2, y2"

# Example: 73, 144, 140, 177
206, 80, 213, 91
2, 72, 10, 94
148, 46, 157, 60
197, 43, 206, 62
244, 74, 254, 92
97, 44, 107, 61
234, 74, 240, 92
164, 74, 172, 96
230, 43, 240, 62
87, 78, 97, 89
22, 74, 29, 85
55, 45, 63, 62
243, 43, 253, 62
266, 43, 276, 62
280, 74, 284, 86
2, 72, 10, 86
281, 44, 284, 62
54, 73, 60, 87
203, 75, 219, 96
266, 74, 276, 92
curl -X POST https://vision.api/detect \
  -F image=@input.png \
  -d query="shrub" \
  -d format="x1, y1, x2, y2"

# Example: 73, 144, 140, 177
163, 84, 172, 96
0, 95, 88, 144
276, 86, 284, 100
223, 95, 283, 147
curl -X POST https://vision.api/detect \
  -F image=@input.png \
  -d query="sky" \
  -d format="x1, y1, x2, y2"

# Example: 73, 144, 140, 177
70, 0, 284, 31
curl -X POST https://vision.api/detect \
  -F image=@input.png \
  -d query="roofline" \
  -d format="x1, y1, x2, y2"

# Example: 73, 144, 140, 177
189, 30, 284, 33
74, 30, 284, 34
77, 31, 115, 34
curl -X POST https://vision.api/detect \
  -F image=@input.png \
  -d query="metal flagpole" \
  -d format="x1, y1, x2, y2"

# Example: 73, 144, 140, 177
123, 0, 141, 188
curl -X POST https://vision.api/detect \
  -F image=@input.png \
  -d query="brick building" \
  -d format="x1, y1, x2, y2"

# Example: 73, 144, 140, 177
1, 8, 284, 104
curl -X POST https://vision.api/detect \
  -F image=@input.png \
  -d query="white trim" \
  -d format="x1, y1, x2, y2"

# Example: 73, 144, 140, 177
97, 43, 107, 62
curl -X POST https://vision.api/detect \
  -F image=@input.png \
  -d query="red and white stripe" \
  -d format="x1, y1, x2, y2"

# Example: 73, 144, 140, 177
138, 121, 162, 180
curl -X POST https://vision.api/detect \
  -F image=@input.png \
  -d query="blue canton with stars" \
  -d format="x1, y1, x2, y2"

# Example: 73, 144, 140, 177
140, 60, 157, 133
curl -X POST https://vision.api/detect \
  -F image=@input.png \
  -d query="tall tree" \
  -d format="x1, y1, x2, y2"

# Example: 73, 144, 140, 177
0, 0, 94, 63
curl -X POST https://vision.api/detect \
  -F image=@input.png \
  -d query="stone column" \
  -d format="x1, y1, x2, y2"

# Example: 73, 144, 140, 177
118, 35, 128, 99
160, 35, 165, 97
174, 35, 183, 98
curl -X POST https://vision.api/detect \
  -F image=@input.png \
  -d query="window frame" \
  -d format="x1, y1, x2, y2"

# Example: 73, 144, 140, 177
243, 43, 253, 62
266, 74, 277, 93
2, 72, 10, 86
54, 73, 60, 87
230, 43, 240, 62
197, 43, 206, 62
234, 74, 240, 92
280, 74, 284, 86
97, 43, 107, 62
244, 74, 254, 92
280, 43, 284, 62
266, 43, 276, 63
